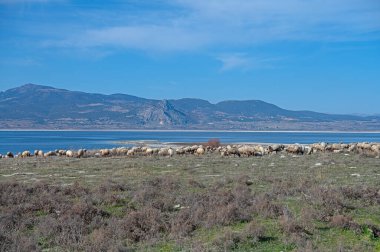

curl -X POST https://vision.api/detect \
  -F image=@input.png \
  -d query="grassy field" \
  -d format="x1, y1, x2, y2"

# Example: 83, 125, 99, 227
1, 153, 380, 251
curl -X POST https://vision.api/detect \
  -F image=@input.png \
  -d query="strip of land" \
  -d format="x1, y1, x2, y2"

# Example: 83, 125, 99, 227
1, 145, 380, 251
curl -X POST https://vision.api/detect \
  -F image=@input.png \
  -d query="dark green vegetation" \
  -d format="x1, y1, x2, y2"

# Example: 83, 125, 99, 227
1, 84, 380, 130
1, 153, 380, 251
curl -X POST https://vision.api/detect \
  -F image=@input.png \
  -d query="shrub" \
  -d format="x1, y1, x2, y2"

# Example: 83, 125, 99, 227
330, 215, 362, 233
122, 207, 168, 243
213, 229, 241, 251
207, 138, 221, 148
244, 220, 267, 243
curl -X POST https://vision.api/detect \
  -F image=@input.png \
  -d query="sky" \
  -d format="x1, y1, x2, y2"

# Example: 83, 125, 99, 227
0, 0, 379, 115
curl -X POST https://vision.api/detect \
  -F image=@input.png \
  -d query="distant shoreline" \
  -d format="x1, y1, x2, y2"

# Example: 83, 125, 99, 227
0, 129, 380, 133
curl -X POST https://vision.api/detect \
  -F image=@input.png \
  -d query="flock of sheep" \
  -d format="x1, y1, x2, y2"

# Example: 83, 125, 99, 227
1, 142, 379, 159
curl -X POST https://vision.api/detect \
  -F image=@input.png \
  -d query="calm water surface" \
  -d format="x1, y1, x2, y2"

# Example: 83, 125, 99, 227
0, 131, 380, 154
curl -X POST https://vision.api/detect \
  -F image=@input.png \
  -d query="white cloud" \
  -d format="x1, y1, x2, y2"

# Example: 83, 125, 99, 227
31, 0, 380, 52
218, 54, 251, 71
54, 25, 212, 52
217, 54, 280, 71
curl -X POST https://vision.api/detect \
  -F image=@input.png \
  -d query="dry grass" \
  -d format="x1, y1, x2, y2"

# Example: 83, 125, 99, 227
0, 152, 379, 251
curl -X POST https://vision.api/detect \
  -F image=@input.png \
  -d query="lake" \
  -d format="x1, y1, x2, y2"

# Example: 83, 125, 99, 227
1, 130, 380, 154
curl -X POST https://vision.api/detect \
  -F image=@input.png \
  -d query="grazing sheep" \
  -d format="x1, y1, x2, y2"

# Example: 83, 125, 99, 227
57, 150, 66, 156
100, 149, 110, 156
157, 148, 174, 157
77, 149, 85, 158
158, 148, 169, 157
268, 144, 284, 153
131, 147, 142, 154
189, 145, 199, 154
6, 152, 14, 158
331, 143, 342, 151
348, 143, 357, 153
44, 151, 56, 157
37, 150, 44, 157
238, 145, 254, 157
196, 147, 205, 155
371, 144, 380, 155
145, 148, 154, 156
116, 147, 129, 156
168, 148, 174, 157
226, 146, 240, 157
305, 146, 313, 155
141, 146, 148, 152
182, 146, 191, 154
176, 148, 186, 155
127, 149, 135, 156
66, 150, 74, 157
253, 145, 265, 156
286, 145, 304, 155
21, 151, 31, 158
158, 148, 167, 156
341, 144, 349, 150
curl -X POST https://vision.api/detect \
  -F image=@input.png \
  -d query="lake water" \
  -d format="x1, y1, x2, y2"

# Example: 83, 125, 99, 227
1, 131, 380, 154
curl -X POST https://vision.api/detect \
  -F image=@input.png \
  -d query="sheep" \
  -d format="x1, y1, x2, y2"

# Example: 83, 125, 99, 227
196, 147, 205, 155
286, 145, 304, 155
37, 150, 44, 157
57, 150, 66, 156
21, 151, 31, 158
341, 144, 349, 150
175, 148, 186, 155
145, 148, 154, 156
189, 145, 199, 154
6, 152, 14, 158
238, 145, 254, 157
44, 151, 56, 157
100, 149, 110, 157
183, 146, 191, 154
268, 144, 284, 153
116, 147, 128, 156
226, 145, 240, 157
131, 147, 142, 154
253, 145, 265, 156
305, 146, 313, 155
141, 146, 148, 152
110, 148, 118, 156
77, 149, 85, 158
66, 150, 74, 157
168, 148, 174, 157
331, 143, 342, 151
371, 144, 380, 156
157, 147, 174, 157
348, 143, 357, 153
127, 149, 135, 156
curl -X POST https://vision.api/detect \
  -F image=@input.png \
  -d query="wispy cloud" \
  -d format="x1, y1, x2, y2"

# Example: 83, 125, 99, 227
217, 54, 281, 71
218, 54, 251, 71
46, 25, 212, 52
5, 0, 380, 54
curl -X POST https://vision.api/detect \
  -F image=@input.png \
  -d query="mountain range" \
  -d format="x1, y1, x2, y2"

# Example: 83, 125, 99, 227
0, 84, 379, 131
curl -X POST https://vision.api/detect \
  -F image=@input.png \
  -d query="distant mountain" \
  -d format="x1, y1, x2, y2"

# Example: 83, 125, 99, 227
0, 84, 379, 131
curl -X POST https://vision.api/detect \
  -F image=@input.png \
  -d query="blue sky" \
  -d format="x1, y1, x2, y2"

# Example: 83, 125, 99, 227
0, 0, 379, 114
